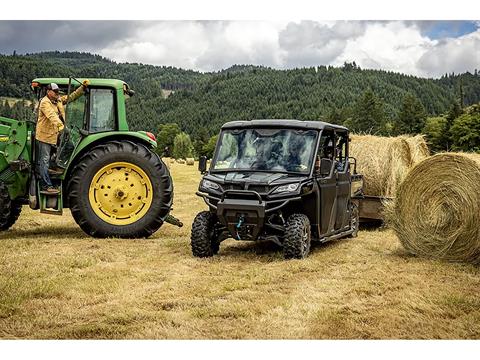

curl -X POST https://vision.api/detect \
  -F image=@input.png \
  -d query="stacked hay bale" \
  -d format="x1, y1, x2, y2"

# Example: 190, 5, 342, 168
350, 135, 411, 197
387, 153, 480, 263
403, 135, 430, 165
349, 135, 429, 197
186, 158, 195, 166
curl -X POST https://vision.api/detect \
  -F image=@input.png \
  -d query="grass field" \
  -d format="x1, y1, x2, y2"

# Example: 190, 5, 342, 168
1, 161, 479, 339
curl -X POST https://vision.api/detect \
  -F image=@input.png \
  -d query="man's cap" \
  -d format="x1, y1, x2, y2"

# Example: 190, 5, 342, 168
47, 83, 59, 92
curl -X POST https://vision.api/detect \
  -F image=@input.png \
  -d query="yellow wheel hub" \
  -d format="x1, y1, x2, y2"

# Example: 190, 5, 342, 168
88, 162, 153, 225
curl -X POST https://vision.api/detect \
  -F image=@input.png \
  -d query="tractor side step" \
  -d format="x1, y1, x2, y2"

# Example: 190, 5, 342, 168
39, 184, 63, 216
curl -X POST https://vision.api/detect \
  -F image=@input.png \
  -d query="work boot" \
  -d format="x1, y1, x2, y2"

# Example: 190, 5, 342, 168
48, 167, 64, 175
40, 187, 60, 195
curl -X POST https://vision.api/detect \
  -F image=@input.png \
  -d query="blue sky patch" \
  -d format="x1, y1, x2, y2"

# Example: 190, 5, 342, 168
419, 20, 479, 39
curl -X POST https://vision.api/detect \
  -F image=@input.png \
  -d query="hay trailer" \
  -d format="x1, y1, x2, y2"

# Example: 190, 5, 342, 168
349, 134, 430, 224
354, 195, 390, 223
0, 77, 182, 237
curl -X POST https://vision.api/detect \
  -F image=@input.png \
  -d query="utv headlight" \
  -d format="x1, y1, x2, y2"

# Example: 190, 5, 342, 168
201, 179, 221, 191
272, 183, 300, 194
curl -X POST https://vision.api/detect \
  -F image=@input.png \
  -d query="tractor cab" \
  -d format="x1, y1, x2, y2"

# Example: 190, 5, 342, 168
31, 78, 134, 169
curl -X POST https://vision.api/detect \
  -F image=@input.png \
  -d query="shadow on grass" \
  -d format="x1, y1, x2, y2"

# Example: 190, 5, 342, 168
0, 226, 86, 240
219, 235, 348, 261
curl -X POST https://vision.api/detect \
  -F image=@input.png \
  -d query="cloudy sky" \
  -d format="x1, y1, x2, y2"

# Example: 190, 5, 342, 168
0, 20, 479, 78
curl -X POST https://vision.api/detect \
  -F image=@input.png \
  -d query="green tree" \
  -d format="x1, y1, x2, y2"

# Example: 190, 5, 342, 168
156, 123, 181, 156
449, 110, 480, 152
348, 89, 386, 134
192, 126, 210, 158
202, 135, 218, 159
422, 116, 448, 152
173, 132, 194, 159
395, 93, 427, 134
442, 101, 464, 150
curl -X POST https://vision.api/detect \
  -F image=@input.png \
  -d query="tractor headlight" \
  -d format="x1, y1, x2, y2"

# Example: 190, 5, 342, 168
201, 179, 221, 191
272, 183, 300, 194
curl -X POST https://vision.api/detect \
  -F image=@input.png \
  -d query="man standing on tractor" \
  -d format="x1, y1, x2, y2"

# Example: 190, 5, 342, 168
36, 80, 89, 194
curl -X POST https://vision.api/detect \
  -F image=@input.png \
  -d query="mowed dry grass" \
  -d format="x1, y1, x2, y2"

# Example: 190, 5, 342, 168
1, 161, 480, 339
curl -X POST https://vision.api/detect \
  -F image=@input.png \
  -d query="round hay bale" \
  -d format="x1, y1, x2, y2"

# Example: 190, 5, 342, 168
350, 135, 412, 197
387, 153, 480, 263
176, 159, 186, 164
186, 158, 195, 166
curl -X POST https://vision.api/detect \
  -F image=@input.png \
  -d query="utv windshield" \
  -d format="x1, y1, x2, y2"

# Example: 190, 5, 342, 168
211, 128, 318, 174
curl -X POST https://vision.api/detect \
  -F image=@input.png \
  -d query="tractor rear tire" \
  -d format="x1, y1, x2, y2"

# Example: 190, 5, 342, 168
191, 211, 219, 257
283, 213, 311, 259
0, 182, 22, 231
68, 140, 173, 238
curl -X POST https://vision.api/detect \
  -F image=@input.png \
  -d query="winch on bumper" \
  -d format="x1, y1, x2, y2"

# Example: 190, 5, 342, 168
216, 190, 266, 240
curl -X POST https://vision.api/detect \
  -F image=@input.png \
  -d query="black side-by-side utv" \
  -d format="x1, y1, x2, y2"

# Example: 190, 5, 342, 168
191, 120, 363, 259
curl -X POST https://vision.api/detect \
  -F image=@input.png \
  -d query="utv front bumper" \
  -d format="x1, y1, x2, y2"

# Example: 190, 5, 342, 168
196, 189, 302, 240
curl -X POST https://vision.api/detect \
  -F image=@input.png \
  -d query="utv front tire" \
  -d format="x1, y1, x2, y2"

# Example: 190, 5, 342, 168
191, 211, 219, 257
0, 182, 22, 231
284, 213, 311, 259
68, 140, 173, 238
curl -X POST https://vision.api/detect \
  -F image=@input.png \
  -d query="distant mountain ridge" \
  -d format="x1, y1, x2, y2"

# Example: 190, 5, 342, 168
0, 51, 479, 135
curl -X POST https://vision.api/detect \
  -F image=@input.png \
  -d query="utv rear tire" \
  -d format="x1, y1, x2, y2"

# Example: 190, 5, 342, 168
191, 211, 219, 257
284, 213, 311, 259
0, 182, 22, 231
68, 140, 173, 238
348, 202, 359, 238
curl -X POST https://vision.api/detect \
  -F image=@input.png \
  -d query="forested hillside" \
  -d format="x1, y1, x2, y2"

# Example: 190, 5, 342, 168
1, 51, 479, 154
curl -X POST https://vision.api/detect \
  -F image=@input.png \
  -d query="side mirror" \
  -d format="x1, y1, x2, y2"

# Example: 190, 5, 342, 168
198, 156, 207, 174
320, 158, 332, 177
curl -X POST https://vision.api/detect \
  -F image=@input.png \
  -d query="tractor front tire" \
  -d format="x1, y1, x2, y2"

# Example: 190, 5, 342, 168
68, 140, 173, 238
283, 213, 311, 259
0, 182, 22, 231
191, 211, 219, 257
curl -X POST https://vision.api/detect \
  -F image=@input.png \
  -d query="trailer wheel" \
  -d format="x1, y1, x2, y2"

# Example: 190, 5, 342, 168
68, 140, 173, 238
0, 182, 22, 231
348, 202, 359, 238
284, 213, 311, 259
191, 211, 219, 257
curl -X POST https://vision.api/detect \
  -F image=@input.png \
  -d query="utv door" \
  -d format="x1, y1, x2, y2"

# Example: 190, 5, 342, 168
334, 130, 350, 230
316, 129, 337, 237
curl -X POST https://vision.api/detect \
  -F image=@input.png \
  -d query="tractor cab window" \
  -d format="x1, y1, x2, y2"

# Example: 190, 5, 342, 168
66, 92, 87, 136
335, 131, 348, 172
89, 89, 116, 132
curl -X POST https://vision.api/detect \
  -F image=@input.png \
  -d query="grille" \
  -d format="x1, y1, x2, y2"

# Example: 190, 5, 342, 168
0, 168, 15, 182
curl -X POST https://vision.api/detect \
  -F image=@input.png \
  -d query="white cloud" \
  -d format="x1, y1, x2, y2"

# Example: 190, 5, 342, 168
417, 30, 480, 77
8, 20, 473, 77
99, 21, 288, 71
333, 22, 436, 76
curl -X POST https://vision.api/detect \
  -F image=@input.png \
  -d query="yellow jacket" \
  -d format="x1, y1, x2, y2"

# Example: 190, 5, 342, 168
36, 85, 85, 145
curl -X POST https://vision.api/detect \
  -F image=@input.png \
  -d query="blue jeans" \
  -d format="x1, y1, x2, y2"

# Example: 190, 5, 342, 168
36, 140, 53, 190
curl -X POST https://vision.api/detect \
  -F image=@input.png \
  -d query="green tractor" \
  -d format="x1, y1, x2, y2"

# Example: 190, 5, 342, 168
0, 77, 181, 237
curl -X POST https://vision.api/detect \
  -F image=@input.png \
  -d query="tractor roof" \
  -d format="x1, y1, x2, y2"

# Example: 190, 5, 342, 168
221, 119, 349, 132
31, 78, 128, 89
